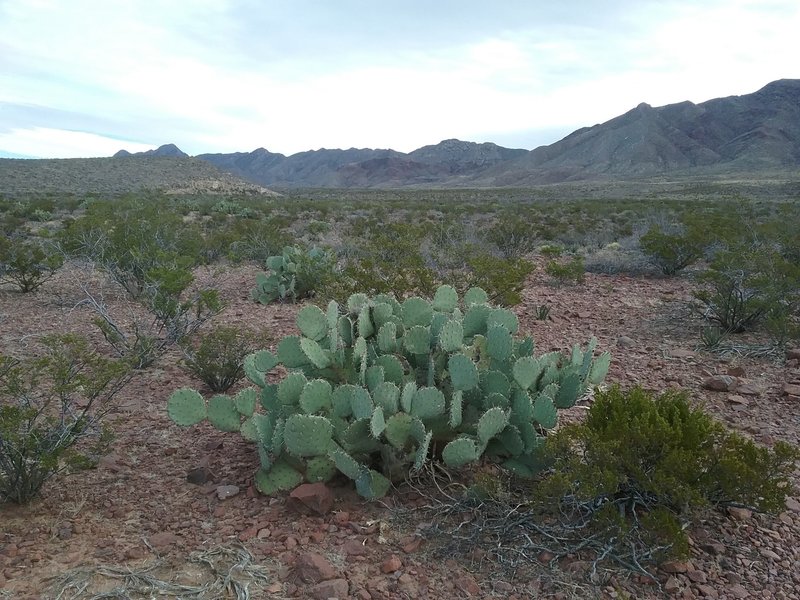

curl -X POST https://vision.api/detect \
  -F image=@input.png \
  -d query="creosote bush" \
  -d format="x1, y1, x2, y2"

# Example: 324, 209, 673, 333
181, 326, 261, 392
0, 335, 130, 503
0, 236, 64, 293
538, 386, 799, 561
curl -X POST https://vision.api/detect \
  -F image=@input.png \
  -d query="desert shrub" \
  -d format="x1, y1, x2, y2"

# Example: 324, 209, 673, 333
59, 199, 203, 299
168, 285, 610, 499
0, 236, 64, 292
464, 253, 534, 306
0, 335, 130, 503
545, 255, 585, 284
252, 246, 338, 304
694, 244, 800, 333
539, 386, 799, 561
181, 326, 261, 392
89, 273, 223, 369
639, 222, 705, 275
486, 215, 539, 258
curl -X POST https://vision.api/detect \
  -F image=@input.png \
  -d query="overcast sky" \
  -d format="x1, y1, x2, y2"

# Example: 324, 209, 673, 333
1, 0, 798, 158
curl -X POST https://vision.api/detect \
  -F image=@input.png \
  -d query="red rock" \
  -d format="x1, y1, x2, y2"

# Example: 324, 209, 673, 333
215, 485, 240, 500
238, 525, 258, 541
309, 578, 349, 599
782, 383, 800, 397
668, 348, 695, 358
148, 532, 178, 548
696, 584, 718, 598
664, 576, 681, 593
454, 573, 481, 597
702, 375, 737, 392
727, 506, 752, 520
381, 554, 402, 574
288, 482, 334, 516
786, 348, 800, 360
186, 466, 214, 485
402, 537, 422, 553
726, 366, 746, 377
687, 570, 707, 583
342, 538, 368, 556
759, 548, 781, 561
785, 497, 800, 512
333, 511, 350, 525
728, 583, 750, 598
661, 560, 690, 574
295, 552, 337, 583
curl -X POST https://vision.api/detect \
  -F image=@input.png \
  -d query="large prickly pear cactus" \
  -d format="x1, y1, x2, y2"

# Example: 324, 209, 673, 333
169, 285, 610, 499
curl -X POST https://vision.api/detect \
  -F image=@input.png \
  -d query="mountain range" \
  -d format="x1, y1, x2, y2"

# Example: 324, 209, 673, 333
4, 79, 798, 193
186, 79, 800, 187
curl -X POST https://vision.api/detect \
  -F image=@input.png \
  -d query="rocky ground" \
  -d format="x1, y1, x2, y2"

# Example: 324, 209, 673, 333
1, 262, 799, 599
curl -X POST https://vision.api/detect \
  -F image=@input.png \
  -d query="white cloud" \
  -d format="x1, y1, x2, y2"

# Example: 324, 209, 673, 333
0, 127, 154, 158
1, 0, 799, 157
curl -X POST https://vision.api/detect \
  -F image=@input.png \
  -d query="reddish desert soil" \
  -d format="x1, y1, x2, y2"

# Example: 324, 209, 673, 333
1, 262, 799, 599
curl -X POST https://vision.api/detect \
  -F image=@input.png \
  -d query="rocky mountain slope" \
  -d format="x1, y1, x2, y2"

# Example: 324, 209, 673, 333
0, 154, 276, 196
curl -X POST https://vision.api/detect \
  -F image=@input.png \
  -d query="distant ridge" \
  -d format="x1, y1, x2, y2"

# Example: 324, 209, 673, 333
114, 143, 188, 158
93, 79, 800, 188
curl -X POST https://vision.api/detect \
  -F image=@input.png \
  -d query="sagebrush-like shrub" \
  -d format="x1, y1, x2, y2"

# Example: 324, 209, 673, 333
181, 326, 261, 392
0, 335, 130, 503
639, 223, 705, 275
540, 386, 799, 560
545, 256, 585, 284
0, 236, 64, 293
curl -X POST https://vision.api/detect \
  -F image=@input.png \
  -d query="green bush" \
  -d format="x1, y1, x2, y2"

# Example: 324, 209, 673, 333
0, 335, 130, 503
639, 223, 705, 276
181, 326, 261, 392
545, 255, 585, 284
168, 285, 610, 499
694, 244, 800, 333
540, 386, 799, 561
486, 216, 538, 258
0, 236, 64, 293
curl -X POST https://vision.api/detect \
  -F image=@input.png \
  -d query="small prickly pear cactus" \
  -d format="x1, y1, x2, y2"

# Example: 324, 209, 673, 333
169, 285, 610, 499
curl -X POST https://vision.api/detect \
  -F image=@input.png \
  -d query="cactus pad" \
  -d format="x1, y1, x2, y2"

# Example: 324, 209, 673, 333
300, 379, 333, 414
463, 287, 488, 306
463, 303, 490, 337
402, 297, 433, 328
234, 388, 258, 417
300, 337, 331, 369
278, 372, 307, 405
532, 394, 558, 429
512, 356, 541, 390
487, 308, 519, 334
208, 394, 242, 431
486, 325, 513, 361
438, 319, 464, 353
254, 460, 303, 495
370, 406, 386, 437
442, 437, 479, 468
555, 373, 582, 408
277, 336, 308, 368
305, 456, 337, 483
373, 381, 400, 415
404, 325, 431, 354
350, 385, 374, 419
167, 388, 206, 426
589, 352, 611, 385
477, 407, 509, 444
432, 285, 458, 312
449, 354, 479, 391
411, 386, 446, 419
284, 414, 333, 457
297, 305, 328, 341
377, 322, 397, 353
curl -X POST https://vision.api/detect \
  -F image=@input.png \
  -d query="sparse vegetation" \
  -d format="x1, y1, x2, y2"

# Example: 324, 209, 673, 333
0, 335, 130, 504
538, 386, 799, 562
